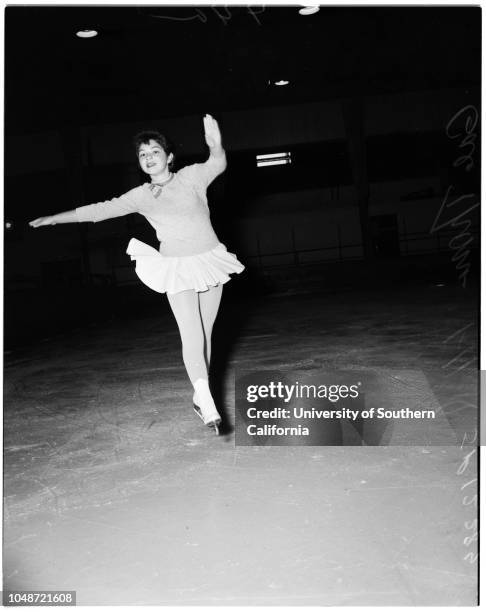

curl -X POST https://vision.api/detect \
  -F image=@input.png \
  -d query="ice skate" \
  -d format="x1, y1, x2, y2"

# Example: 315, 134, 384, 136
193, 380, 222, 435
193, 403, 221, 435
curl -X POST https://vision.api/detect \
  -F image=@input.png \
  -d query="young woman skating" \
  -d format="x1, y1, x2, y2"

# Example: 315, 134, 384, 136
30, 114, 244, 435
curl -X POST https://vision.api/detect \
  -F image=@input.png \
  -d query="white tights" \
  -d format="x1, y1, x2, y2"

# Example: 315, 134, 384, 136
167, 284, 223, 415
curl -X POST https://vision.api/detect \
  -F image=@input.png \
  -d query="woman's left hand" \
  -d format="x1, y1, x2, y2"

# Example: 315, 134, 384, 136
203, 114, 222, 149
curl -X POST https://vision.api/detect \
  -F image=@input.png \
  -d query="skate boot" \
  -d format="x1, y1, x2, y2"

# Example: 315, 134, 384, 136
193, 378, 222, 435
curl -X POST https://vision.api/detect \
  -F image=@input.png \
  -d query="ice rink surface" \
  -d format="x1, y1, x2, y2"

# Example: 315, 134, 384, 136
4, 283, 478, 605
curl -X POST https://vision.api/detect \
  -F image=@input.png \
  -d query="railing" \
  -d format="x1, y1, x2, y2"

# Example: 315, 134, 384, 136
241, 226, 480, 270
7, 223, 478, 292
107, 225, 481, 284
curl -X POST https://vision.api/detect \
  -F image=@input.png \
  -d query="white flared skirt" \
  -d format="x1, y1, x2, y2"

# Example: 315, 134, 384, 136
126, 238, 245, 294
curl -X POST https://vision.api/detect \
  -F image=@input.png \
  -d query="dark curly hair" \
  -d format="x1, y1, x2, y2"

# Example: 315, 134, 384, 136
133, 130, 176, 171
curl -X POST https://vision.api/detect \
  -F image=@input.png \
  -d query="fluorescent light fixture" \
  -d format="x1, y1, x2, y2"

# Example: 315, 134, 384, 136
299, 6, 320, 15
257, 159, 289, 167
256, 152, 290, 160
274, 80, 289, 86
76, 29, 98, 38
256, 152, 292, 167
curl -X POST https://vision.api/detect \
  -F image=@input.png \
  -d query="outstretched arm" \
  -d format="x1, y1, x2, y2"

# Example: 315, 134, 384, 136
203, 114, 227, 172
29, 189, 139, 228
29, 210, 78, 227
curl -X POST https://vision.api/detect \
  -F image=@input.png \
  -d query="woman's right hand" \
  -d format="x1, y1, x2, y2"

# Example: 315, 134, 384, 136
29, 216, 57, 227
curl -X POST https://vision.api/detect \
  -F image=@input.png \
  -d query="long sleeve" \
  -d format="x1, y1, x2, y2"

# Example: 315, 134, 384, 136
202, 153, 227, 186
75, 187, 140, 223
179, 156, 226, 193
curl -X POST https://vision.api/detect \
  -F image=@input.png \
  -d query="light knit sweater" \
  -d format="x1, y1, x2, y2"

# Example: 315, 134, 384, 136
75, 157, 225, 257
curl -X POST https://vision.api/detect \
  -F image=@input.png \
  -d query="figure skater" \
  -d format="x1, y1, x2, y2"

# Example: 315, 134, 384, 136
29, 114, 244, 435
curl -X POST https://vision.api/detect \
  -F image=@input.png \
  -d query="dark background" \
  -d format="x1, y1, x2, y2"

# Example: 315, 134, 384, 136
4, 5, 481, 347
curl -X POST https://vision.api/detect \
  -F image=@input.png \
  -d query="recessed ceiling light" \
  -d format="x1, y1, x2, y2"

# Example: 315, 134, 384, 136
274, 80, 290, 86
76, 29, 98, 38
299, 6, 320, 15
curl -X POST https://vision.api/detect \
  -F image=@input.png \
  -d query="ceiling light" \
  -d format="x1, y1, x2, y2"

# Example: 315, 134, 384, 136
76, 29, 98, 38
299, 6, 320, 15
274, 80, 289, 86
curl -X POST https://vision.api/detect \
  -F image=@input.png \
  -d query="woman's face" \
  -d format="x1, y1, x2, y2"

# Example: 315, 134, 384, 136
138, 139, 173, 176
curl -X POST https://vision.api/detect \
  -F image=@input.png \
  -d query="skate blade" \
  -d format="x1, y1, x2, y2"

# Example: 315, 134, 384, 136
193, 404, 221, 435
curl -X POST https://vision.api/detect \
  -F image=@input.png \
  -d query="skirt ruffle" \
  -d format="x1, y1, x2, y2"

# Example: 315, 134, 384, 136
126, 238, 245, 294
